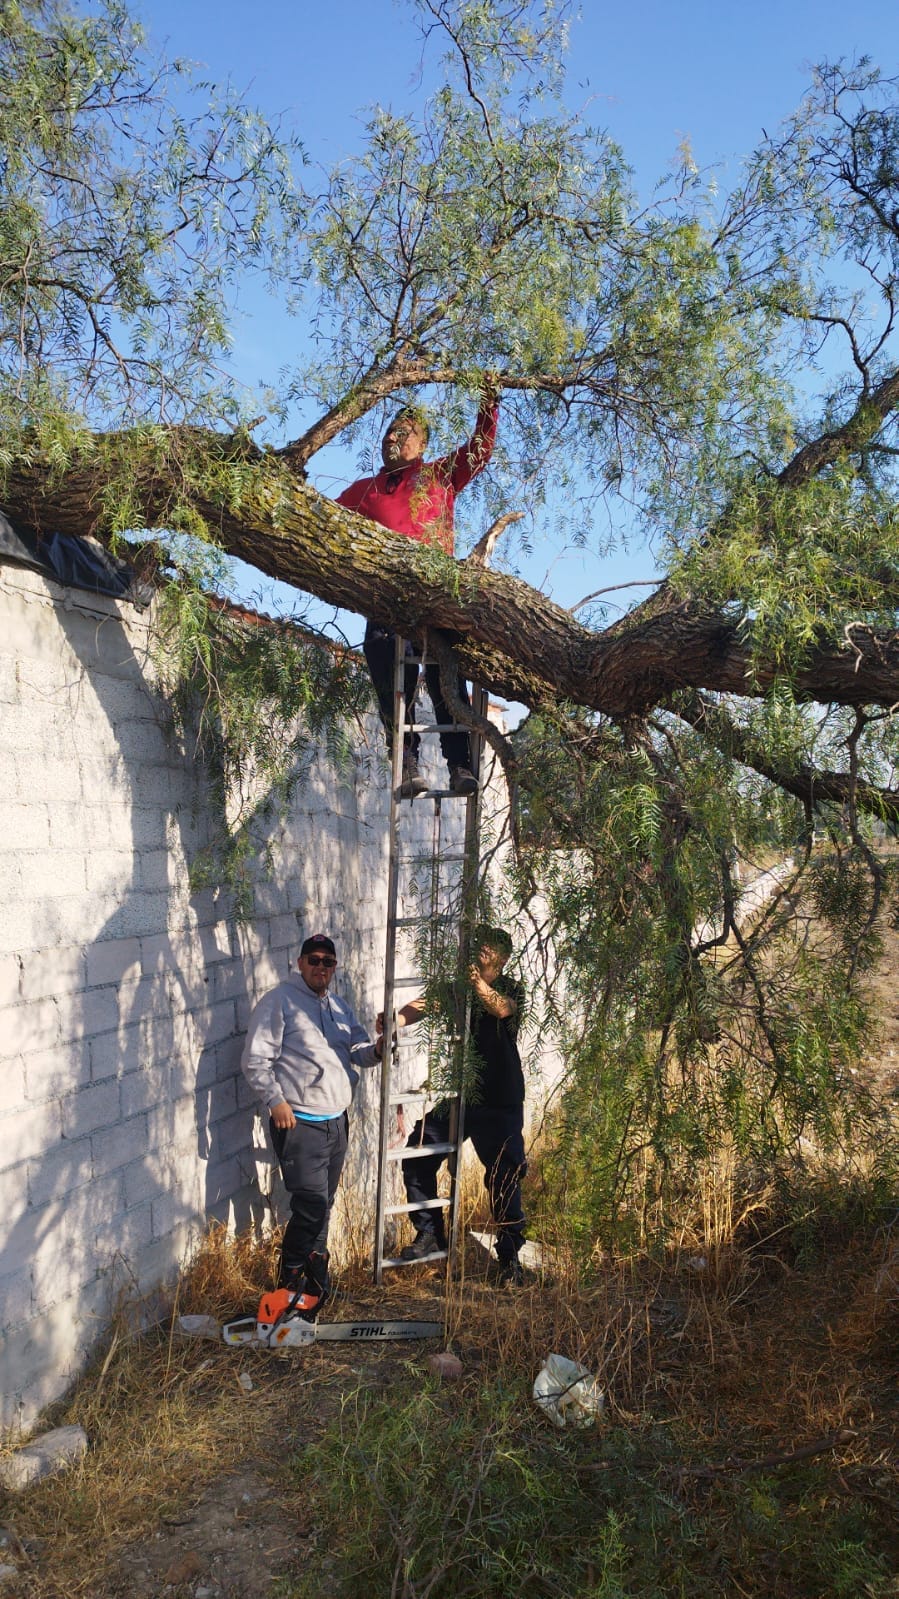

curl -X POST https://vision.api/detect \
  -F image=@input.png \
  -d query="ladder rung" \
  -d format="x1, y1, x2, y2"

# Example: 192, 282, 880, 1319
398, 855, 466, 866
393, 787, 476, 802
389, 975, 425, 988
404, 723, 467, 734
385, 1198, 449, 1215
393, 913, 454, 928
387, 1092, 431, 1105
387, 1141, 456, 1161
381, 1250, 448, 1268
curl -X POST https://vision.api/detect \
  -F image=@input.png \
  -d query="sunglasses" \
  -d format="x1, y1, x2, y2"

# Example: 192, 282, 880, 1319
304, 954, 337, 968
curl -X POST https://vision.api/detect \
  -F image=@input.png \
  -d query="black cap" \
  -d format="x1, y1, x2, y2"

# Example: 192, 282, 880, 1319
300, 932, 336, 958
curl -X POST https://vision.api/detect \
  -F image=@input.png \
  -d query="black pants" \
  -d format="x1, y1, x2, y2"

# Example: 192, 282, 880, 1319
402, 1103, 526, 1263
270, 1113, 348, 1280
363, 622, 472, 770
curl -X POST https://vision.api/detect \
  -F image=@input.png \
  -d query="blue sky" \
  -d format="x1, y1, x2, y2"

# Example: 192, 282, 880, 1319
135, 0, 899, 641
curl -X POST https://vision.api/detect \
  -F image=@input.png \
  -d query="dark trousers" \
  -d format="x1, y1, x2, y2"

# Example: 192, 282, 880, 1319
270, 1113, 348, 1280
402, 1104, 526, 1263
363, 622, 472, 770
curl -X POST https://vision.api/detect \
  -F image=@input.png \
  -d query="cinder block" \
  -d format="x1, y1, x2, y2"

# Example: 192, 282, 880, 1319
202, 1155, 244, 1208
30, 1211, 94, 1310
27, 1138, 93, 1208
250, 881, 289, 916
132, 763, 190, 806
0, 855, 23, 901
0, 1106, 62, 1168
212, 1108, 255, 1161
139, 850, 175, 892
24, 1041, 90, 1103
89, 1023, 143, 1082
193, 1048, 219, 1092
111, 719, 170, 762
0, 954, 22, 1010
14, 753, 83, 805
58, 987, 120, 1043
150, 1192, 176, 1240
120, 1065, 171, 1119
235, 1074, 258, 1111
135, 1008, 175, 1059
0, 999, 59, 1060
197, 922, 233, 966
233, 922, 271, 961
0, 1161, 29, 1226
196, 1001, 236, 1048
59, 1079, 121, 1139
123, 1155, 165, 1210
147, 1094, 196, 1151
19, 851, 87, 900
209, 960, 250, 1004
19, 946, 85, 1002
204, 1077, 237, 1124
95, 1202, 154, 1260
246, 951, 287, 997
84, 938, 141, 989
1, 805, 51, 851
100, 891, 172, 942
91, 1113, 148, 1176
0, 1200, 55, 1283
0, 1269, 32, 1331
215, 1036, 244, 1079
269, 913, 301, 951
0, 1056, 25, 1116
84, 851, 137, 896
140, 931, 204, 984
71, 671, 151, 722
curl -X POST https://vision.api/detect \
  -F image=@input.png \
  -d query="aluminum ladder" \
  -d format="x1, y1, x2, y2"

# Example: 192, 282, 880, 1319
373, 635, 487, 1284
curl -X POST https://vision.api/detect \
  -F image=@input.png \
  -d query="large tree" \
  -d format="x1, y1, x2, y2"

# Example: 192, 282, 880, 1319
5, 0, 899, 1235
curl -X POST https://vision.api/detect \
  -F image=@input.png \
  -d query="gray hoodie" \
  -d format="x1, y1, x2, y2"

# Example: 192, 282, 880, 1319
240, 970, 378, 1117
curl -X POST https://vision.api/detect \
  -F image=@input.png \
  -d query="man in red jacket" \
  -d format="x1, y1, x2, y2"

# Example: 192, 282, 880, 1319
337, 383, 498, 797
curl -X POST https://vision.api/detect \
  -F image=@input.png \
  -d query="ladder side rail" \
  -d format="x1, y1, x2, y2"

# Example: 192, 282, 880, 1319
373, 635, 413, 1284
444, 681, 490, 1273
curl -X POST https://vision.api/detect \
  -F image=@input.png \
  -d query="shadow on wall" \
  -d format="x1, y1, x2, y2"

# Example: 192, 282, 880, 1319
1, 576, 264, 1429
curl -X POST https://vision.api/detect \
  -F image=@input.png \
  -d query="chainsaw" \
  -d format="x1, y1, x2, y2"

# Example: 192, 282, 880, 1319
223, 1287, 441, 1350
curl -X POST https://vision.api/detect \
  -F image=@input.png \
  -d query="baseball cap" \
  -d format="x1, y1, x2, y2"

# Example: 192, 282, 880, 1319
300, 933, 337, 958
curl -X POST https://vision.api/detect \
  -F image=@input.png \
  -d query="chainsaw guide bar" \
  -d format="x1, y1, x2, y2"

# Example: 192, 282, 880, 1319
223, 1317, 442, 1350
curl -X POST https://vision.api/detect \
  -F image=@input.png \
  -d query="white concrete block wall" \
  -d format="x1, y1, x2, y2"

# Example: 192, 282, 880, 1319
1, 559, 542, 1431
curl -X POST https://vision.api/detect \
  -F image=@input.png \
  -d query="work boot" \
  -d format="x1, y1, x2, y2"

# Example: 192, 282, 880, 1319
399, 1229, 445, 1262
399, 750, 428, 799
496, 1256, 525, 1288
448, 765, 478, 797
301, 1250, 330, 1318
280, 1250, 330, 1322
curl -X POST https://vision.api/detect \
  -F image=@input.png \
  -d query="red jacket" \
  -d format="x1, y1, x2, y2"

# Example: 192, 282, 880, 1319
336, 400, 498, 554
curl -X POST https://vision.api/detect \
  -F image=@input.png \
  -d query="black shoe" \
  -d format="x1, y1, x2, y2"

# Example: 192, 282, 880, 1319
448, 765, 478, 797
399, 751, 428, 799
399, 1230, 445, 1262
497, 1257, 525, 1288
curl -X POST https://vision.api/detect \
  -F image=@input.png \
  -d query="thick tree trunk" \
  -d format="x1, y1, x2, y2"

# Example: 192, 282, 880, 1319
6, 445, 899, 717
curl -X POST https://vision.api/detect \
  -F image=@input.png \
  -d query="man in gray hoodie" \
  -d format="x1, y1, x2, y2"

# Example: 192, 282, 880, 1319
240, 932, 382, 1315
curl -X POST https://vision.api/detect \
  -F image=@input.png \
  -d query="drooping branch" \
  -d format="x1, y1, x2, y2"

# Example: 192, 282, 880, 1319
673, 691, 899, 825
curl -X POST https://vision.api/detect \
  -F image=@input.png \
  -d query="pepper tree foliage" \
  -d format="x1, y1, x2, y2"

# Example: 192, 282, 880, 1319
4, 0, 899, 1242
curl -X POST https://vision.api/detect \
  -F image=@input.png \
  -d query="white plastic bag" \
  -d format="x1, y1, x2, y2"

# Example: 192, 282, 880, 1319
532, 1353, 604, 1429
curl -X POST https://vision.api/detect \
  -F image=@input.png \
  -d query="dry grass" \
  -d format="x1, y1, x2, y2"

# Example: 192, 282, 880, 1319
2, 1166, 897, 1598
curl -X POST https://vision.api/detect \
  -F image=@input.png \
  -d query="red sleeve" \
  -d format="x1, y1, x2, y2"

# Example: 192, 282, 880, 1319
439, 399, 499, 493
336, 479, 365, 511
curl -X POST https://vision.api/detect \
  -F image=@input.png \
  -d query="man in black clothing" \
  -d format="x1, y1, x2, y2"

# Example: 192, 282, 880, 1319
380, 926, 527, 1286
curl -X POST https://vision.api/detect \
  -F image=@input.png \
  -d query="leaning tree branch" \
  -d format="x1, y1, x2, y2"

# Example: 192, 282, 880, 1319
673, 691, 899, 825
7, 441, 899, 719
